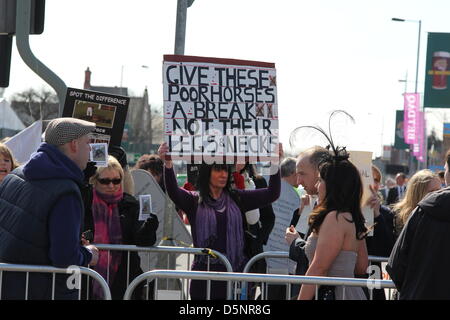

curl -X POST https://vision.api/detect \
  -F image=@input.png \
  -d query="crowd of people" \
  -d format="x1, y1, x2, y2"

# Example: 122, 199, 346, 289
1, 116, 450, 300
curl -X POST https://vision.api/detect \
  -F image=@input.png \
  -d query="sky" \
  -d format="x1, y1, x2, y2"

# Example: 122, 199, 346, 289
5, 0, 450, 157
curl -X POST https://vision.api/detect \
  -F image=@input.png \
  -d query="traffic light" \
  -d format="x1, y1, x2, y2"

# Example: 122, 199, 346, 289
0, 35, 12, 87
0, 0, 45, 35
0, 0, 45, 87
30, 0, 45, 35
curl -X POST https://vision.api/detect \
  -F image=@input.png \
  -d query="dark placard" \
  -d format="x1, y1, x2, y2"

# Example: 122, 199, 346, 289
63, 87, 130, 147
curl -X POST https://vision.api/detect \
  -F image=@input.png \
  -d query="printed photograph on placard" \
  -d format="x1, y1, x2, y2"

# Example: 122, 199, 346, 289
88, 132, 111, 146
139, 194, 152, 221
90, 143, 108, 167
73, 100, 116, 129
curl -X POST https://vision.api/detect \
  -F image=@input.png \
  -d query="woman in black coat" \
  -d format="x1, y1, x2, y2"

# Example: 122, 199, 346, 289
82, 155, 158, 300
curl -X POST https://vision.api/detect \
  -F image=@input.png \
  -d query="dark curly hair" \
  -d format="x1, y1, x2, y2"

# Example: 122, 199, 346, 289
196, 163, 233, 202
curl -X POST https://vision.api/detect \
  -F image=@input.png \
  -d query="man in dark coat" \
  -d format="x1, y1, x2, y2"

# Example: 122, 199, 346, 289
386, 187, 450, 299
386, 173, 407, 206
0, 118, 99, 299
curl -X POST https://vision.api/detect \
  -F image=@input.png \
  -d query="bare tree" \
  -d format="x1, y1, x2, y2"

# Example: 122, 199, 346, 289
10, 87, 58, 126
151, 106, 163, 144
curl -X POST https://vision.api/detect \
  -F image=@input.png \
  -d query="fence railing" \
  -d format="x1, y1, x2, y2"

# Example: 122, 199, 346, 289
0, 248, 393, 300
241, 251, 391, 300
0, 263, 111, 300
123, 269, 396, 300
94, 244, 233, 273
94, 244, 233, 299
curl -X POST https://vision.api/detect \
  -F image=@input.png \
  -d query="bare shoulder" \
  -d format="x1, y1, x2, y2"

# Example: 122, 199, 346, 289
322, 210, 340, 227
323, 210, 353, 226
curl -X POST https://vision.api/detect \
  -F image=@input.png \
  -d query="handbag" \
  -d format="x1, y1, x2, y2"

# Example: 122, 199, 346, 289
318, 285, 336, 300
289, 237, 309, 275
288, 228, 335, 300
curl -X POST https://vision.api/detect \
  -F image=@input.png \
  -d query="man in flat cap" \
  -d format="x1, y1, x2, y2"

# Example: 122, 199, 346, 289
0, 117, 99, 300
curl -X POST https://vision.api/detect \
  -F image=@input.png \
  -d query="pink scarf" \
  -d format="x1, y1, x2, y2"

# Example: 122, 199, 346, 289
92, 188, 123, 299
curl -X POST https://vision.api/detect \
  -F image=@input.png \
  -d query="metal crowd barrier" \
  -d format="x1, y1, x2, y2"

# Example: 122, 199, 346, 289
0, 263, 111, 300
123, 269, 396, 300
241, 251, 391, 300
243, 251, 389, 272
94, 244, 233, 299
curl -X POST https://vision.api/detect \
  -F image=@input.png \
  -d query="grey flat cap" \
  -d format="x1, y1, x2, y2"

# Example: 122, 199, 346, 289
45, 117, 96, 146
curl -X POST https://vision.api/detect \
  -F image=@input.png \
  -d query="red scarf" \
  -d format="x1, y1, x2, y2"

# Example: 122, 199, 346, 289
232, 172, 245, 190
92, 188, 123, 299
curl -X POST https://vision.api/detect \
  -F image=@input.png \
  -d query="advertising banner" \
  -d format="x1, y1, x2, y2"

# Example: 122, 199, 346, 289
412, 111, 425, 162
403, 93, 420, 144
424, 32, 450, 108
394, 110, 409, 150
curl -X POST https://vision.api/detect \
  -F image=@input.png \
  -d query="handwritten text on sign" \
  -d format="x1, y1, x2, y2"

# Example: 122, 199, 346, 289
163, 56, 278, 163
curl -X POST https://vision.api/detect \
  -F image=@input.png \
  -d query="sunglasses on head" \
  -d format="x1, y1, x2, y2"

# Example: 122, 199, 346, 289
98, 178, 122, 185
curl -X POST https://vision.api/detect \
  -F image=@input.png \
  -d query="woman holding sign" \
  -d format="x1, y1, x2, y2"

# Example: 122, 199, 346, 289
83, 155, 159, 299
158, 142, 281, 300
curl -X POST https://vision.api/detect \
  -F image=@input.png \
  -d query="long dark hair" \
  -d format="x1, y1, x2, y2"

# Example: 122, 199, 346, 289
290, 110, 368, 240
311, 155, 367, 239
239, 163, 260, 180
196, 163, 233, 202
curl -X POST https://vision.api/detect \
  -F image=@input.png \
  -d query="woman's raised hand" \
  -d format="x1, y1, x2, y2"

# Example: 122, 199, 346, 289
278, 142, 284, 160
158, 142, 173, 168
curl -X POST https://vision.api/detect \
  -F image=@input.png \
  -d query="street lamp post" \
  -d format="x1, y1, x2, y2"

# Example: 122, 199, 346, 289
392, 18, 422, 94
174, 0, 195, 55
392, 17, 426, 170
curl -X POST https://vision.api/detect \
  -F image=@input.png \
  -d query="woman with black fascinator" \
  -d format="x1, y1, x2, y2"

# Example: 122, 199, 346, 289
291, 111, 369, 300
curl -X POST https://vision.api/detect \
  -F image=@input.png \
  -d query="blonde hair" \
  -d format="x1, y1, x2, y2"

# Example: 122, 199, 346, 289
0, 143, 19, 171
393, 169, 439, 226
90, 155, 124, 189
122, 167, 135, 195
371, 165, 382, 182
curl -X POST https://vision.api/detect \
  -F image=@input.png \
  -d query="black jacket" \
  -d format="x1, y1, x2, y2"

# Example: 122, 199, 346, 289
233, 176, 275, 274
386, 186, 406, 206
83, 190, 159, 300
365, 205, 395, 300
386, 187, 450, 300
366, 205, 395, 257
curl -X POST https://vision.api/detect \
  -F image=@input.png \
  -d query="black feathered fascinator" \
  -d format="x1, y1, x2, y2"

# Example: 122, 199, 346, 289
289, 110, 355, 164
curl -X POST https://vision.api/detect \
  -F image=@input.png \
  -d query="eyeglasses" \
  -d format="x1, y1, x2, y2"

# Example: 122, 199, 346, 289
98, 178, 122, 185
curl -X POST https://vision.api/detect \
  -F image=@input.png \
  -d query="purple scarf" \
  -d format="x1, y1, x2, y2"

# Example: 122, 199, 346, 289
92, 189, 123, 298
196, 191, 245, 271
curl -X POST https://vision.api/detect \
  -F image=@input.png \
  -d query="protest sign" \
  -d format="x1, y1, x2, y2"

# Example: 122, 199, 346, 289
263, 179, 299, 274
163, 55, 278, 164
62, 87, 129, 147
348, 150, 374, 236
89, 143, 108, 167
131, 169, 192, 271
295, 194, 318, 236
4, 120, 42, 164
138, 194, 152, 221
